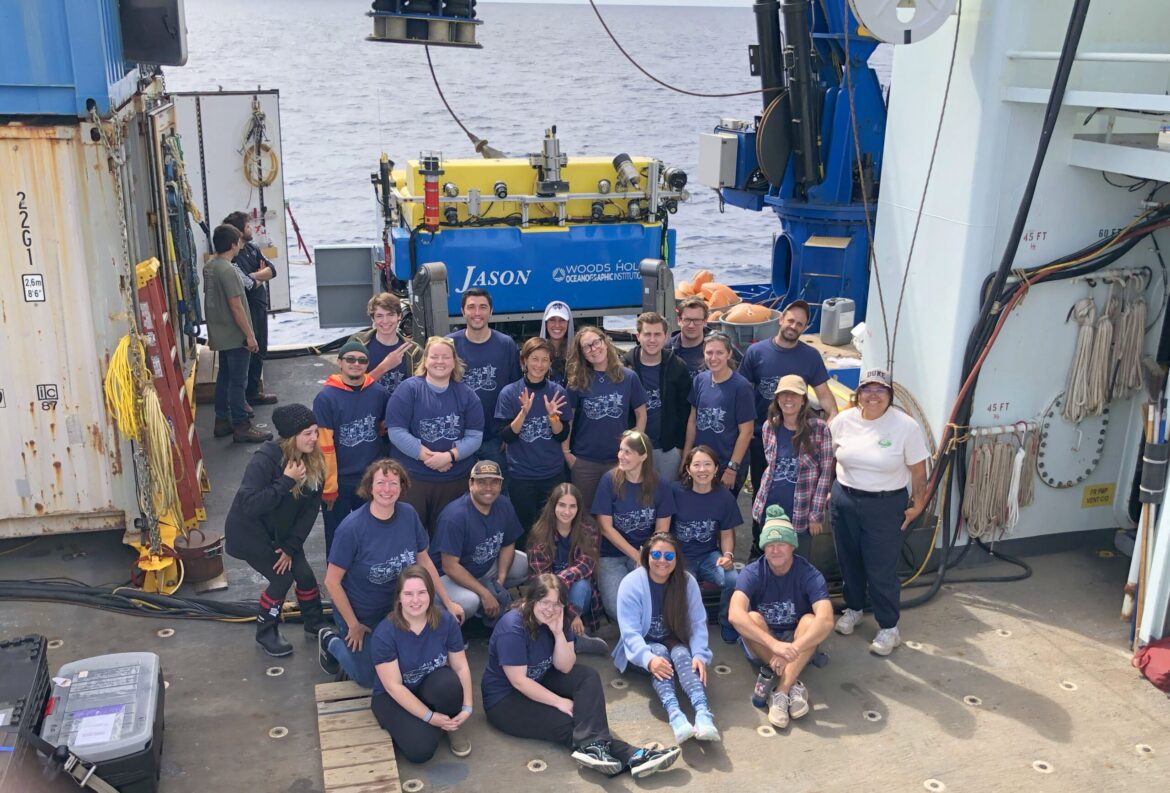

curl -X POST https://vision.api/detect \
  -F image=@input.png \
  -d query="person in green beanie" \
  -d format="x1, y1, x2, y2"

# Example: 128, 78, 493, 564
728, 505, 833, 731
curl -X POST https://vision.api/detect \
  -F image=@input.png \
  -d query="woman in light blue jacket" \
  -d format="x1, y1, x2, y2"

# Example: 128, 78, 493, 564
613, 532, 719, 744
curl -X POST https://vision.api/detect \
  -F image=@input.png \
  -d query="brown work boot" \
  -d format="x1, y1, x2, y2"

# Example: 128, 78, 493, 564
213, 417, 233, 438
247, 392, 279, 405
233, 422, 272, 444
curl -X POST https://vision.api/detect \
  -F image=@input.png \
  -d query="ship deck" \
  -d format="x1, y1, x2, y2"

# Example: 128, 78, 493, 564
1, 353, 1167, 792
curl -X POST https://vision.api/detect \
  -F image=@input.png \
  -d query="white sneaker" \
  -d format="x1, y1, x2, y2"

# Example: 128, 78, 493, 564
787, 680, 810, 720
870, 627, 901, 656
835, 608, 864, 635
767, 689, 790, 729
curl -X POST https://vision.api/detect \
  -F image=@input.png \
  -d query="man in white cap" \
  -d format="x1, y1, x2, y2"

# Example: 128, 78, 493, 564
729, 505, 833, 730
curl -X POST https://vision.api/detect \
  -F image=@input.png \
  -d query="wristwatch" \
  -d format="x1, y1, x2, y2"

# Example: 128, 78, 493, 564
727, 461, 741, 472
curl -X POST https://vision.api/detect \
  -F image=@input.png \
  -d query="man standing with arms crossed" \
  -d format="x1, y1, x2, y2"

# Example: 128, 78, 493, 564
449, 288, 520, 472
739, 300, 837, 498
223, 211, 278, 408
206, 224, 271, 444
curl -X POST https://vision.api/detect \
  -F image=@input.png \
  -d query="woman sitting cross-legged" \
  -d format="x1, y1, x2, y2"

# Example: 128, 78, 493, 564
614, 533, 720, 744
481, 573, 682, 779
370, 565, 473, 762
526, 482, 608, 654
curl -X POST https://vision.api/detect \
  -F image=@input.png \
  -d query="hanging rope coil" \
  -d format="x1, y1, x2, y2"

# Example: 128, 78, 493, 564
1114, 276, 1146, 399
1063, 297, 1097, 422
1019, 429, 1039, 507
1085, 292, 1115, 416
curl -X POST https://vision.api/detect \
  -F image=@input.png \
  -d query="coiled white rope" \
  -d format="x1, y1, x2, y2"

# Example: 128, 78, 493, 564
1086, 290, 1115, 417
1115, 278, 1146, 399
1063, 298, 1097, 423
1019, 429, 1039, 507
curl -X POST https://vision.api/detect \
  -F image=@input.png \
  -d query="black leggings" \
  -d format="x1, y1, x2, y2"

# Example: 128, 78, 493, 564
238, 546, 318, 603
371, 666, 465, 764
485, 665, 632, 763
508, 472, 565, 548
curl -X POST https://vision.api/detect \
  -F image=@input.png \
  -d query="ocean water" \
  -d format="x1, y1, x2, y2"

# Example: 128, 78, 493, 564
168, 0, 888, 343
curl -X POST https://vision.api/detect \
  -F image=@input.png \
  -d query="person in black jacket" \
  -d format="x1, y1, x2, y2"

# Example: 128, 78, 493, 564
225, 403, 327, 657
622, 312, 691, 485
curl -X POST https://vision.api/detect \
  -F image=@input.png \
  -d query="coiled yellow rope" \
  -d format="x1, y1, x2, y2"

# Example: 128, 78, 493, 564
103, 335, 182, 521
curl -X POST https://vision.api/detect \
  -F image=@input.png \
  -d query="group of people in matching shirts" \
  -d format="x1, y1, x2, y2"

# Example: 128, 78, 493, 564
222, 287, 930, 780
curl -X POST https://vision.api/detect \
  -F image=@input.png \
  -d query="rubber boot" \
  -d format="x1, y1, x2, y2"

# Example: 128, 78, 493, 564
256, 604, 293, 657
296, 588, 329, 636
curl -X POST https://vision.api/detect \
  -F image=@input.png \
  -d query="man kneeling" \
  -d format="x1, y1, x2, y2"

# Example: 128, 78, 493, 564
728, 505, 833, 729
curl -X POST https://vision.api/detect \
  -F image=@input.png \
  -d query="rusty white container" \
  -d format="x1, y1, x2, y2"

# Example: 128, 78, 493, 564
0, 121, 139, 538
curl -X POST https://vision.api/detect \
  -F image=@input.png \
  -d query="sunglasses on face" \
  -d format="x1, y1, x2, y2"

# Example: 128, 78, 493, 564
649, 551, 676, 561
340, 356, 368, 365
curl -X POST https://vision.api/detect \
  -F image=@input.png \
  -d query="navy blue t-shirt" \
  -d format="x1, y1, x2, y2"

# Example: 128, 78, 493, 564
553, 533, 571, 573
495, 378, 569, 480
669, 339, 706, 379
739, 339, 829, 426
646, 579, 669, 642
734, 554, 829, 634
327, 503, 431, 625
689, 370, 755, 466
449, 329, 521, 442
639, 364, 664, 448
312, 379, 390, 479
669, 484, 743, 565
367, 336, 413, 398
591, 471, 675, 558
387, 376, 484, 482
370, 610, 464, 696
766, 425, 799, 517
481, 608, 575, 710
432, 493, 523, 579
568, 368, 647, 462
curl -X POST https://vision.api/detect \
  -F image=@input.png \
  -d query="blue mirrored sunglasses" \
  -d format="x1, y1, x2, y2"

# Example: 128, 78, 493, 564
649, 551, 676, 561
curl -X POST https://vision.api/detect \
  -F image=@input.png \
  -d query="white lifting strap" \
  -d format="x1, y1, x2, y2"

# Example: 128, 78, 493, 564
849, 0, 959, 45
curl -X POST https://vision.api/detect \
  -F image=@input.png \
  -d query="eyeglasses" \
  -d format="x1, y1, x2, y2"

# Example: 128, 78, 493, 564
858, 384, 889, 394
649, 551, 676, 561
581, 338, 605, 353
680, 318, 705, 326
536, 599, 561, 610
340, 356, 369, 364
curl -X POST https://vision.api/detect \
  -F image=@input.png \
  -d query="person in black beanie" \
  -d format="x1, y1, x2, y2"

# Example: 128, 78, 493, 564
225, 402, 329, 656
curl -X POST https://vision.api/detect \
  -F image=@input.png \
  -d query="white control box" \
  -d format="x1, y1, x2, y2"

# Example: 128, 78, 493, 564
698, 133, 740, 189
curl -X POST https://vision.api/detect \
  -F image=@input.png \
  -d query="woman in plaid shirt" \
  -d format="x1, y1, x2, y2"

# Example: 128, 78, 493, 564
750, 375, 833, 559
527, 482, 608, 653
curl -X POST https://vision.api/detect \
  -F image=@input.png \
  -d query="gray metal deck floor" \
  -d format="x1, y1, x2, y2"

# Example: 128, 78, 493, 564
2, 354, 1167, 792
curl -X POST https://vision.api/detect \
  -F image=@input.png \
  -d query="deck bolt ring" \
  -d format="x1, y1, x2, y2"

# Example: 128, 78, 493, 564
610, 679, 628, 690
713, 664, 732, 676
157, 628, 175, 638
756, 725, 776, 738
924, 780, 946, 792
1135, 744, 1153, 756
402, 779, 424, 792
1032, 760, 1053, 774
962, 695, 982, 706
905, 640, 923, 650
266, 666, 284, 677
1059, 680, 1077, 691
995, 629, 1012, 638
527, 759, 547, 773
164, 681, 170, 689
268, 727, 288, 739
47, 639, 64, 650
863, 710, 882, 722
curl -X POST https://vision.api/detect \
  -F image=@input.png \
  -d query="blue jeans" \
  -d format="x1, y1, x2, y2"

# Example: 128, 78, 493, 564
215, 347, 251, 425
321, 477, 363, 556
567, 579, 592, 616
598, 555, 638, 620
692, 550, 738, 626
327, 611, 378, 688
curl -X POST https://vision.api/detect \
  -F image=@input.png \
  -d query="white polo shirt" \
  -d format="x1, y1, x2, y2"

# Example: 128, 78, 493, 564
830, 407, 928, 492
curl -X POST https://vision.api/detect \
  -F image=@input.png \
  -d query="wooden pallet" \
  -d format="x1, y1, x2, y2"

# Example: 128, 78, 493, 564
315, 680, 399, 793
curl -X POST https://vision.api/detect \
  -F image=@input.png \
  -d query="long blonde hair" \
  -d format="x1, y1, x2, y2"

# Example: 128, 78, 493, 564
567, 326, 624, 392
278, 435, 326, 498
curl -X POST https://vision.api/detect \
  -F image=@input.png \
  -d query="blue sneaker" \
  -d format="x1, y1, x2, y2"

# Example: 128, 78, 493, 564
720, 624, 739, 643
